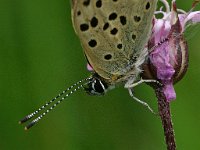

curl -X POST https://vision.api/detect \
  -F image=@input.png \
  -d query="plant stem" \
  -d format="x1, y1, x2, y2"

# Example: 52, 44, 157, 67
155, 87, 176, 150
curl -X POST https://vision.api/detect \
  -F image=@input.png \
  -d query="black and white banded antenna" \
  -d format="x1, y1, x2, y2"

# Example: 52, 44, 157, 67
148, 36, 170, 53
150, 29, 187, 53
19, 77, 92, 130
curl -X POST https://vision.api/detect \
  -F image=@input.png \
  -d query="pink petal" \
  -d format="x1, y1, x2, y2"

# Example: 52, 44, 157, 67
163, 83, 176, 101
87, 64, 93, 71
179, 11, 200, 30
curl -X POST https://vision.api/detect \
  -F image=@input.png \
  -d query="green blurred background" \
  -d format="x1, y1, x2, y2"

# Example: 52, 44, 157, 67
0, 0, 200, 150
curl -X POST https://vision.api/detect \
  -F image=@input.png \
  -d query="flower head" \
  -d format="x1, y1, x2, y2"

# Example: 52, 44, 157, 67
143, 0, 200, 101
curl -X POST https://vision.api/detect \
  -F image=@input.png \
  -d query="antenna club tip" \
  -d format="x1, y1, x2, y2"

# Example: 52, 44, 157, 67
24, 127, 29, 131
18, 121, 22, 124
19, 116, 30, 124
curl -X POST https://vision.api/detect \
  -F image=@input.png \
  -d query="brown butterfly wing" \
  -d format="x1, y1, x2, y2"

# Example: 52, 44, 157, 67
71, 0, 157, 80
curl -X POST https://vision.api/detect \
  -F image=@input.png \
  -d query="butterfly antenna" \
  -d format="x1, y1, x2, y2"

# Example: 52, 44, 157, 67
19, 77, 92, 130
149, 31, 183, 53
150, 37, 170, 52
24, 84, 84, 130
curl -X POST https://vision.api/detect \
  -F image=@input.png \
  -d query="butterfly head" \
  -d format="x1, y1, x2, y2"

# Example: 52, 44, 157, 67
84, 73, 114, 96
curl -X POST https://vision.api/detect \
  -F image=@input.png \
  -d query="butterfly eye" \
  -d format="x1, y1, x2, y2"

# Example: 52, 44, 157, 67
84, 75, 110, 96
93, 79, 105, 94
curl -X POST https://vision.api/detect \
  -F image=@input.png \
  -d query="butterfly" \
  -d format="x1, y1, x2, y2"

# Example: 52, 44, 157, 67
19, 0, 158, 130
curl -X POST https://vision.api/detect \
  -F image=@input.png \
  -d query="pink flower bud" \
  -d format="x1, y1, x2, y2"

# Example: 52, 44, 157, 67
143, 0, 200, 101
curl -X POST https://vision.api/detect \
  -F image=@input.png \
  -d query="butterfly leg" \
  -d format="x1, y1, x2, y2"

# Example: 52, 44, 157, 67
125, 78, 160, 89
127, 88, 157, 114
